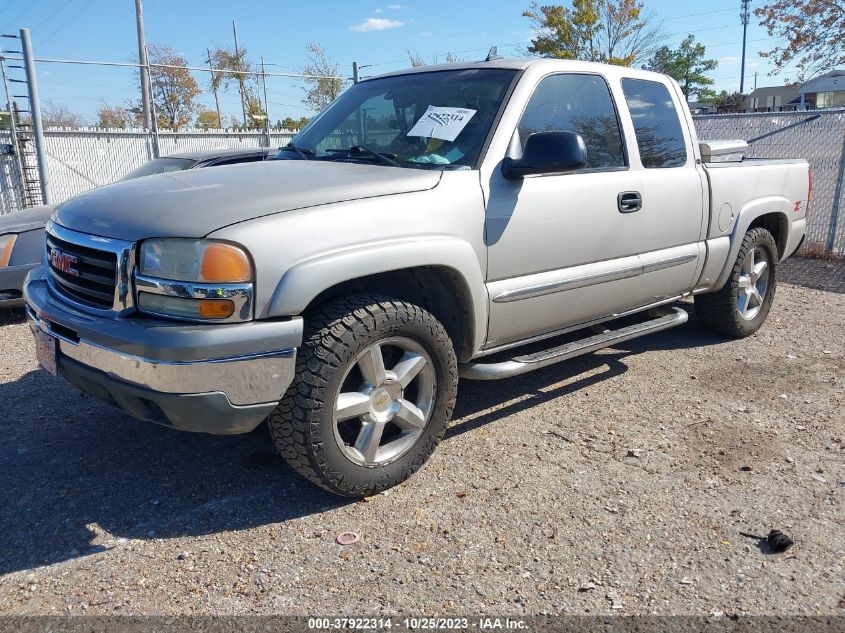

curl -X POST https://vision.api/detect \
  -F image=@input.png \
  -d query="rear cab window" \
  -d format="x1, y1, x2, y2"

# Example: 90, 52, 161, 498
621, 78, 688, 168
517, 73, 626, 171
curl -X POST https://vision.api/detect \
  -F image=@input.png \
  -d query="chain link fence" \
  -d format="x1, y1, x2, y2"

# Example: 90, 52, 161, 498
694, 109, 845, 257
33, 128, 294, 206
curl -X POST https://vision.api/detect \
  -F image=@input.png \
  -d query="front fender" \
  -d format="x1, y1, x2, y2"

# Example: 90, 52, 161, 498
266, 236, 489, 353
712, 196, 790, 290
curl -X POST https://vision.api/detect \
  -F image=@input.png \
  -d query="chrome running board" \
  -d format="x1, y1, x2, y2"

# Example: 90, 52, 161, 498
460, 307, 688, 380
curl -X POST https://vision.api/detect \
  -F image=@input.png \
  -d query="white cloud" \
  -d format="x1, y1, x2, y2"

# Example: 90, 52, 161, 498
720, 55, 761, 68
351, 17, 404, 31
419, 31, 432, 37
374, 7, 383, 12
387, 4, 401, 8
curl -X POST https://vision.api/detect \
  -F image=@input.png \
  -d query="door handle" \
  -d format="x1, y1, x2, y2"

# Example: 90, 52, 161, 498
618, 191, 642, 213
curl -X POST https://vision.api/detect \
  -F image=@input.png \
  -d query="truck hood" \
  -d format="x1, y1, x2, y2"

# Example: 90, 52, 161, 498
0, 203, 56, 234
52, 160, 442, 241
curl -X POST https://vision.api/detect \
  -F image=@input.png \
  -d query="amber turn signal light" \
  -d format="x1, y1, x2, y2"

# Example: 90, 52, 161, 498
198, 299, 235, 319
0, 234, 16, 267
200, 243, 251, 283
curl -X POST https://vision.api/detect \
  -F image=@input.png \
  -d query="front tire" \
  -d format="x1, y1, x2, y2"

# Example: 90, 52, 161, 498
268, 294, 458, 497
695, 227, 778, 338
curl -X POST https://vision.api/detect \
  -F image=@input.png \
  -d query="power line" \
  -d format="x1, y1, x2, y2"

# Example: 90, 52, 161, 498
0, 54, 345, 79
38, 0, 97, 48
29, 0, 76, 34
1, 1, 43, 33
705, 36, 777, 48
657, 1, 764, 23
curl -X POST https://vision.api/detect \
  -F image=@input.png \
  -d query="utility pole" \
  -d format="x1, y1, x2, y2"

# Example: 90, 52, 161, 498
0, 49, 25, 208
20, 28, 50, 204
207, 48, 222, 128
260, 56, 270, 146
352, 62, 364, 141
135, 0, 152, 129
232, 20, 247, 127
145, 46, 160, 158
739, 0, 751, 94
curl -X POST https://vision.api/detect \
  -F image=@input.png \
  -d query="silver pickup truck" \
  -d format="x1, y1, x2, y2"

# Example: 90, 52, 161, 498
24, 59, 810, 496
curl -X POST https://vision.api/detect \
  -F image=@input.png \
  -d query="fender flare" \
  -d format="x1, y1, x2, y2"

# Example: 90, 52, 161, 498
712, 196, 790, 291
266, 236, 489, 353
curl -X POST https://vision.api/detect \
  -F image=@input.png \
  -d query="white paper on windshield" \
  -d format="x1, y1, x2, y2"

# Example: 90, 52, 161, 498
407, 106, 477, 142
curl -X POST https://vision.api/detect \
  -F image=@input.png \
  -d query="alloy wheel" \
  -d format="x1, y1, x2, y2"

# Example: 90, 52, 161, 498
332, 337, 436, 467
737, 246, 770, 320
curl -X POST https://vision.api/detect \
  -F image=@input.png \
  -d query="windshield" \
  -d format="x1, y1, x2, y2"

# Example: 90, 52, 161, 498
121, 157, 197, 180
273, 68, 517, 169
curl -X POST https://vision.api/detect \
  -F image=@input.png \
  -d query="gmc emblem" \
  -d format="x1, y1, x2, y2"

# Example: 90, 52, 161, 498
49, 248, 78, 276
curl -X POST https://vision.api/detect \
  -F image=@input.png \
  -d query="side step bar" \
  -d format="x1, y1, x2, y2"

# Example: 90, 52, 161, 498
460, 307, 689, 380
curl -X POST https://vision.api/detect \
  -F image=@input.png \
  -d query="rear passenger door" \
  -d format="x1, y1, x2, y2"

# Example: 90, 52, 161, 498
619, 78, 706, 301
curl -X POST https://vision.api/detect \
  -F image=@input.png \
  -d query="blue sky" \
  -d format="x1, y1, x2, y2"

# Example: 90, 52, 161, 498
0, 0, 796, 124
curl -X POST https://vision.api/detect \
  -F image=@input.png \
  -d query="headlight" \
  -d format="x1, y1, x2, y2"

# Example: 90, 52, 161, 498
135, 239, 253, 323
139, 239, 251, 283
0, 234, 16, 267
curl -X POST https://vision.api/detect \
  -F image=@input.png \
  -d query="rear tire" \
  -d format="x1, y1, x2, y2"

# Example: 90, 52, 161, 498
267, 294, 458, 497
695, 227, 778, 338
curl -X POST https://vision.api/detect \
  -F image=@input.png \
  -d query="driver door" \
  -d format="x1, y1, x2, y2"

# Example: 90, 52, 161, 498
484, 72, 648, 348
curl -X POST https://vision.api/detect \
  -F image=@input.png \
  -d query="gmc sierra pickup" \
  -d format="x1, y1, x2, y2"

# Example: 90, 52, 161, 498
24, 59, 809, 496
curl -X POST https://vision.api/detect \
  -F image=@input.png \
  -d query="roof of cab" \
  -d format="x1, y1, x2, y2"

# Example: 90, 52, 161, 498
365, 57, 672, 84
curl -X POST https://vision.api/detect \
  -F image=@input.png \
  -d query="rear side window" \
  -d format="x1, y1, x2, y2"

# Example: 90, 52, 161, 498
621, 78, 688, 168
518, 74, 626, 170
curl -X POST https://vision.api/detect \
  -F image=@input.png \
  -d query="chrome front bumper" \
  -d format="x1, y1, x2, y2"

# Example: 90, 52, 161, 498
24, 270, 302, 434
28, 313, 296, 406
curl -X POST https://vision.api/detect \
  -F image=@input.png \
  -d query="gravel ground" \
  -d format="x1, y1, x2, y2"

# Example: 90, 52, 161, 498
780, 257, 845, 295
0, 282, 842, 617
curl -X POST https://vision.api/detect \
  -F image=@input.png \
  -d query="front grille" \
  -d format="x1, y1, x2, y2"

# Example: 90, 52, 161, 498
46, 233, 117, 309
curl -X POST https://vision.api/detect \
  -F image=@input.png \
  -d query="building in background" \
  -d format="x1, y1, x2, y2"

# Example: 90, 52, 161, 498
741, 70, 845, 113
799, 70, 845, 110
743, 84, 801, 113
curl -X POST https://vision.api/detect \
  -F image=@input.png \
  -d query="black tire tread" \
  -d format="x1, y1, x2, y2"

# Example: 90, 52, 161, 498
267, 294, 458, 497
695, 227, 778, 338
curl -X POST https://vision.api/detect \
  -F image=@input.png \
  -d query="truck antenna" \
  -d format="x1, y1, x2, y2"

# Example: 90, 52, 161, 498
485, 46, 503, 62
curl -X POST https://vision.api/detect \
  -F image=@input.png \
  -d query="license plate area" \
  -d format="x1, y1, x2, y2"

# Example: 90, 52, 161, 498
34, 327, 58, 376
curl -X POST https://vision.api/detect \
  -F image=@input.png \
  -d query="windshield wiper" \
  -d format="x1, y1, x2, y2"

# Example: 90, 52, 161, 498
348, 145, 401, 168
279, 142, 313, 160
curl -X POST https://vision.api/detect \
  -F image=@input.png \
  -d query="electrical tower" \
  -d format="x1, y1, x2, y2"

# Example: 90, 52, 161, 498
740, 0, 751, 94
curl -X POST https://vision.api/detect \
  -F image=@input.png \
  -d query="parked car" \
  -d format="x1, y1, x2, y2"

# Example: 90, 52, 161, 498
24, 60, 809, 496
0, 147, 270, 307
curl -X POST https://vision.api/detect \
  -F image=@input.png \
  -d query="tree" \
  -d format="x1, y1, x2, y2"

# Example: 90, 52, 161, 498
41, 99, 84, 127
646, 35, 718, 101
208, 46, 263, 127
300, 41, 344, 112
96, 102, 137, 128
407, 50, 461, 67
277, 115, 310, 130
147, 44, 201, 130
755, 0, 845, 80
522, 0, 663, 66
196, 109, 222, 129
244, 92, 266, 128
715, 90, 746, 114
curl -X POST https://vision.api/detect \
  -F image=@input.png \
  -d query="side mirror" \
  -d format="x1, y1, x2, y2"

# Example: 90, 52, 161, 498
501, 131, 587, 180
